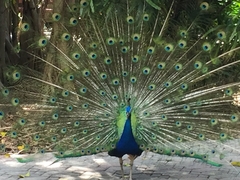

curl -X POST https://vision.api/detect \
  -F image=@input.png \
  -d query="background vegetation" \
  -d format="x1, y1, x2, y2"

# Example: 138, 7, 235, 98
0, 0, 239, 86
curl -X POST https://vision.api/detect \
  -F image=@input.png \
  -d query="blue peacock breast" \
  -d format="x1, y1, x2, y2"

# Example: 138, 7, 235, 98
116, 118, 142, 156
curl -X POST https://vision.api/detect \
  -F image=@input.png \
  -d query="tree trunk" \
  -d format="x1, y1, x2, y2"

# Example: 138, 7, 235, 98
0, 1, 7, 85
19, 0, 42, 68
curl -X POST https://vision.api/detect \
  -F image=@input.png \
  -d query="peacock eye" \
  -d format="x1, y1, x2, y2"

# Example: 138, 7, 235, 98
176, 137, 182, 142
164, 44, 173, 52
217, 31, 226, 39
69, 17, 78, 26
71, 5, 78, 12
175, 63, 182, 71
106, 37, 115, 45
180, 83, 188, 90
121, 46, 128, 53
231, 114, 238, 122
11, 98, 19, 106
130, 77, 137, 83
38, 38, 48, 47
143, 13, 149, 21
183, 104, 190, 111
122, 71, 128, 77
67, 74, 74, 81
142, 67, 150, 75
164, 81, 172, 88
80, 87, 87, 94
132, 55, 139, 63
164, 98, 171, 104
82, 69, 90, 77
66, 105, 73, 111
72, 52, 80, 60
62, 90, 69, 97
81, 0, 88, 7
112, 94, 118, 100
158, 62, 166, 69
18, 118, 26, 125
34, 134, 40, 141
61, 128, 67, 133
161, 115, 167, 120
99, 90, 106, 96
180, 30, 187, 37
39, 121, 46, 127
147, 47, 155, 54
61, 33, 71, 41
100, 73, 107, 80
72, 138, 78, 143
132, 33, 141, 42
52, 13, 61, 21
88, 52, 97, 59
200, 2, 209, 10
2, 89, 9, 96
119, 39, 124, 45
104, 57, 112, 64
112, 78, 120, 85
20, 23, 30, 31
0, 111, 4, 120
192, 110, 199, 115
148, 84, 156, 90
82, 103, 89, 109
190, 151, 195, 156
126, 16, 134, 24
202, 42, 211, 51
178, 40, 186, 48
52, 113, 59, 120
176, 121, 182, 127
187, 125, 193, 130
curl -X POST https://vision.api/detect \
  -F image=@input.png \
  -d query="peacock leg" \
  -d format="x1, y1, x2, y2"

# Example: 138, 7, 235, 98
128, 155, 137, 180
119, 157, 124, 179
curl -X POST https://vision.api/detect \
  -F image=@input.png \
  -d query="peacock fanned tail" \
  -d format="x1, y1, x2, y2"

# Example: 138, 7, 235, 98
1, 0, 240, 165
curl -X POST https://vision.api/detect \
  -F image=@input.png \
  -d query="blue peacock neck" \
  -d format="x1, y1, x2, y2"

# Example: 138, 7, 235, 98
115, 105, 142, 156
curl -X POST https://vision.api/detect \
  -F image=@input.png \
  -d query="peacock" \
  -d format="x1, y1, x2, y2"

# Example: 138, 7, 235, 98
1, 0, 240, 179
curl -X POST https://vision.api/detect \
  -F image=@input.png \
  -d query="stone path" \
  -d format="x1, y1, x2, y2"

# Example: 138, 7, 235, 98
0, 152, 240, 180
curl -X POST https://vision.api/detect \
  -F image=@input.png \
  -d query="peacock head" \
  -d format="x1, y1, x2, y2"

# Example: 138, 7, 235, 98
117, 98, 138, 137
126, 98, 132, 118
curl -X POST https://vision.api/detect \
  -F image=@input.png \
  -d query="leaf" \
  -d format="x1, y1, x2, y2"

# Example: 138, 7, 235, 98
0, 132, 7, 137
16, 157, 34, 163
166, 159, 172, 162
4, 153, 10, 158
18, 145, 25, 151
231, 161, 240, 167
19, 171, 30, 178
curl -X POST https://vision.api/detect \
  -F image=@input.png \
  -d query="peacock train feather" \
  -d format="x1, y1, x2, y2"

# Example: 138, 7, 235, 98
1, 0, 240, 179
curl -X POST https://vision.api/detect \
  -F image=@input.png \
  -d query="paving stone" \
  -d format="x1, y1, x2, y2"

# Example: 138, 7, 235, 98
218, 178, 239, 180
133, 173, 152, 179
51, 174, 79, 179
2, 177, 19, 180
22, 177, 54, 180
1, 152, 240, 179
198, 174, 210, 178
0, 174, 12, 179
151, 173, 170, 179
179, 174, 199, 178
